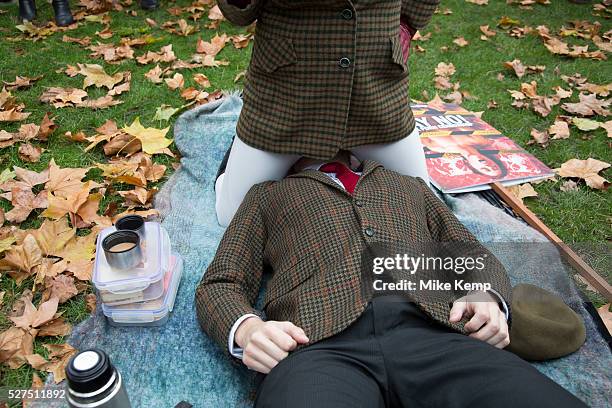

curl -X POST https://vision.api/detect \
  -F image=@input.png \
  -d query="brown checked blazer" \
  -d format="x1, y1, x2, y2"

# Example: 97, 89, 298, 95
216, 0, 440, 159
195, 161, 512, 354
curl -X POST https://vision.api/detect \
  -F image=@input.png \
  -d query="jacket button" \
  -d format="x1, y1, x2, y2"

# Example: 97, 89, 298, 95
341, 9, 353, 20
354, 199, 363, 207
365, 227, 374, 237
339, 57, 351, 68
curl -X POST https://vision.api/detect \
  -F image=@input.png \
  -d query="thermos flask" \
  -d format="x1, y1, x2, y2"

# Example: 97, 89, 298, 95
65, 348, 131, 408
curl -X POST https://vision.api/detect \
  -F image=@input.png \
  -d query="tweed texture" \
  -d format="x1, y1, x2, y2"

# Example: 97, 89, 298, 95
195, 161, 512, 353
32, 94, 610, 408
217, 0, 440, 159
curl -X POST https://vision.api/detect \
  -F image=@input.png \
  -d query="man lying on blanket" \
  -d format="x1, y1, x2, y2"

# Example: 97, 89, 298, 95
195, 151, 585, 408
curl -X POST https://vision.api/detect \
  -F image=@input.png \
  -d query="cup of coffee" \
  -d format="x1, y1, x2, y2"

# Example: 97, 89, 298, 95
115, 215, 146, 242
102, 231, 143, 270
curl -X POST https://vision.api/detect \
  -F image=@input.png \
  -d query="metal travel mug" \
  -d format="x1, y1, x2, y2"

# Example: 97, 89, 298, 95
65, 349, 131, 408
102, 231, 143, 270
115, 215, 146, 242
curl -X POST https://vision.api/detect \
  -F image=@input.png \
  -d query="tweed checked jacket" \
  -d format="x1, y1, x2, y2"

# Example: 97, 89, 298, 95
195, 160, 512, 353
217, 0, 440, 159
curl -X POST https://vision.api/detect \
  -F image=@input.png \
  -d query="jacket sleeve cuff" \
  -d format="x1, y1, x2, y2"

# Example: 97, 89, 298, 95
487, 288, 510, 321
228, 313, 260, 358
227, 0, 252, 9
217, 0, 262, 26
400, 16, 417, 37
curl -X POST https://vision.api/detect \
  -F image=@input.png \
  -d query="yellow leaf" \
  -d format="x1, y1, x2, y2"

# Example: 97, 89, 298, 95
572, 117, 602, 131
154, 105, 179, 122
58, 229, 99, 263
45, 159, 91, 198
96, 161, 146, 187
0, 234, 42, 274
498, 16, 520, 29
557, 158, 610, 190
44, 343, 77, 383
144, 65, 163, 84
0, 327, 34, 369
31, 217, 75, 257
507, 183, 538, 204
196, 33, 228, 56
76, 64, 124, 90
0, 237, 16, 253
67, 259, 93, 281
164, 73, 184, 90
37, 317, 72, 337
602, 120, 612, 138
77, 192, 112, 228
453, 37, 469, 47
123, 117, 172, 155
549, 120, 570, 140
434, 62, 456, 77
41, 181, 94, 220
9, 296, 58, 329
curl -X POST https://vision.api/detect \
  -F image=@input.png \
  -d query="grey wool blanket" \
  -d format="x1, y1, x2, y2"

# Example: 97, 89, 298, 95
36, 93, 611, 408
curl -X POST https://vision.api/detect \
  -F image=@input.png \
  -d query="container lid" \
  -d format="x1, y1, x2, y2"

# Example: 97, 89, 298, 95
100, 266, 166, 306
93, 223, 171, 293
102, 253, 183, 323
66, 349, 114, 394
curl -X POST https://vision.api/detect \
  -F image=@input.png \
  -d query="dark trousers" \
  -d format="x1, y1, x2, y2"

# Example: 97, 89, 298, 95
254, 297, 586, 408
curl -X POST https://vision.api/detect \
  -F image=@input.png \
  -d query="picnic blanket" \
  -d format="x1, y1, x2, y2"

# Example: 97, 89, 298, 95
38, 93, 611, 408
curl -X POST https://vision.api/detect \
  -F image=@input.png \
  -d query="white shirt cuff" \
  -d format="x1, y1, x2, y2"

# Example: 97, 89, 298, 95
228, 314, 259, 359
487, 288, 509, 321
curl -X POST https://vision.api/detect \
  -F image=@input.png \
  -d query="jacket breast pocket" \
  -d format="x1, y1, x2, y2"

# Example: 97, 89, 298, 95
263, 255, 315, 309
250, 33, 298, 74
389, 36, 409, 75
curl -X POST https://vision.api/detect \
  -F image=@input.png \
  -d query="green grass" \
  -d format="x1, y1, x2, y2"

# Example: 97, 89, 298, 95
0, 0, 251, 393
0, 0, 610, 393
409, 3, 610, 240
406, 1, 611, 297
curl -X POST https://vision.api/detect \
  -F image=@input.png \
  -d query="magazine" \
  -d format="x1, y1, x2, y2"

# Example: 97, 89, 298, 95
412, 100, 554, 193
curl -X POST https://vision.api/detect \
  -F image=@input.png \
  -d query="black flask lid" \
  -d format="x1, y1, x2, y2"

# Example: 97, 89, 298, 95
66, 348, 115, 393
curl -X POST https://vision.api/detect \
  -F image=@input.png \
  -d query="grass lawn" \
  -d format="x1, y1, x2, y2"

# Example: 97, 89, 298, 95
0, 0, 610, 393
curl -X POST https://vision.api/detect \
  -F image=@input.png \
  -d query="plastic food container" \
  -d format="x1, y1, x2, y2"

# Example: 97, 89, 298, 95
93, 222, 171, 305
102, 253, 183, 327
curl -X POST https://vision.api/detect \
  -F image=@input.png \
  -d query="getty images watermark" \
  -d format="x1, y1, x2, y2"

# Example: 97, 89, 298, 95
359, 241, 610, 303
371, 252, 492, 293
359, 242, 503, 302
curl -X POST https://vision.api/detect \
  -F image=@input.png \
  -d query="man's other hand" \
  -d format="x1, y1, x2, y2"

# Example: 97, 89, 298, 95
235, 318, 309, 373
449, 291, 510, 349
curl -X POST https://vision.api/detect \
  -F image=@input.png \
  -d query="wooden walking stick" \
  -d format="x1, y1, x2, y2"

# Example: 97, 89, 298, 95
491, 182, 612, 302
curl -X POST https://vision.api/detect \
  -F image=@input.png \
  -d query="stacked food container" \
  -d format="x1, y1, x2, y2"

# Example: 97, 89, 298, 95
92, 217, 183, 327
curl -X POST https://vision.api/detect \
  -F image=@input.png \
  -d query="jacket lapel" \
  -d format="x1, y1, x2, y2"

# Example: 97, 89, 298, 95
286, 159, 383, 194
359, 160, 383, 179
353, 160, 382, 193
287, 167, 348, 195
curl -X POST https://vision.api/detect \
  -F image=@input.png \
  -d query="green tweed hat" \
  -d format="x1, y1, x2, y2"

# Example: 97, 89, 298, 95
507, 283, 586, 361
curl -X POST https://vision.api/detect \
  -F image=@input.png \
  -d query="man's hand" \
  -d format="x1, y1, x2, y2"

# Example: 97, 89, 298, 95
449, 291, 510, 349
235, 317, 309, 373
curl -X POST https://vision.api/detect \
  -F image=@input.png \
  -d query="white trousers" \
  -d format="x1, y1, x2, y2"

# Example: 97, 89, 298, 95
215, 127, 429, 227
